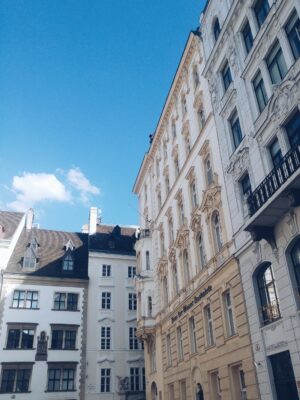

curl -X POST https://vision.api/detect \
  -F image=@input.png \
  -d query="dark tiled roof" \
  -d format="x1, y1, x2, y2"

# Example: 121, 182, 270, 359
6, 228, 89, 280
0, 211, 24, 240
89, 225, 136, 255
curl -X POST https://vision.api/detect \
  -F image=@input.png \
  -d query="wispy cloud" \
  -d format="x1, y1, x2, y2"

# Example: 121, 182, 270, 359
67, 167, 100, 204
8, 172, 71, 212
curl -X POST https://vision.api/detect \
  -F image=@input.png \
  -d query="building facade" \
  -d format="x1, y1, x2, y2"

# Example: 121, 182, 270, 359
0, 209, 89, 399
134, 32, 258, 400
201, 0, 300, 398
84, 208, 145, 400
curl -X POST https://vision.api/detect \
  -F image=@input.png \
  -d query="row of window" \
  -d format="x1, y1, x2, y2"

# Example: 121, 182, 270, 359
5, 324, 79, 350
101, 291, 137, 311
11, 290, 79, 311
100, 367, 145, 393
100, 326, 143, 351
101, 264, 136, 278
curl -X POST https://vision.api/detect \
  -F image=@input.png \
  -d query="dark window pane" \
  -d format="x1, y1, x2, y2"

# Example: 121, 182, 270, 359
67, 293, 78, 311
222, 61, 232, 91
266, 41, 288, 84
285, 10, 300, 61
241, 174, 252, 197
253, 70, 268, 112
7, 329, 20, 349
214, 18, 221, 41
21, 329, 34, 349
269, 138, 283, 167
230, 111, 243, 149
242, 21, 253, 53
285, 110, 300, 147
254, 0, 270, 28
1, 369, 15, 393
51, 330, 63, 349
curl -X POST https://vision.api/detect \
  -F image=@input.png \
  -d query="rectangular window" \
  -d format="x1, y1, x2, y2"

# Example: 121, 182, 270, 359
6, 326, 35, 349
0, 364, 32, 393
180, 380, 187, 400
285, 110, 300, 148
252, 70, 268, 112
222, 61, 232, 91
266, 40, 288, 85
129, 327, 139, 350
190, 181, 198, 209
100, 326, 111, 350
254, 0, 270, 28
178, 202, 185, 226
230, 110, 244, 150
102, 264, 111, 277
130, 368, 140, 391
53, 292, 79, 311
174, 156, 180, 178
166, 334, 172, 366
142, 368, 146, 391
205, 305, 215, 346
50, 326, 77, 350
189, 316, 197, 354
242, 20, 253, 54
240, 174, 252, 198
269, 138, 283, 167
101, 292, 111, 309
128, 293, 137, 310
47, 364, 76, 392
224, 291, 236, 337
100, 368, 111, 393
210, 371, 222, 400
285, 10, 300, 61
177, 326, 184, 361
12, 290, 38, 309
128, 266, 136, 278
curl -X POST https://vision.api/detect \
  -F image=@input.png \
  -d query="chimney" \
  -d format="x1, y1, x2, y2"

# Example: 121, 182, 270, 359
89, 207, 98, 235
26, 208, 34, 230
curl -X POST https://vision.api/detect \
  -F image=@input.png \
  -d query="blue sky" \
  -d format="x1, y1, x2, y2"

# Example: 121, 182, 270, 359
0, 0, 205, 232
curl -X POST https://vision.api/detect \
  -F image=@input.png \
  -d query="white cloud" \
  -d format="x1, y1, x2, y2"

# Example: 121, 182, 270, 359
8, 172, 71, 212
67, 167, 100, 204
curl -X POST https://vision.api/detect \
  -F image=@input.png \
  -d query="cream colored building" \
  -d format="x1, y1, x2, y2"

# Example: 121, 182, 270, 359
133, 31, 259, 400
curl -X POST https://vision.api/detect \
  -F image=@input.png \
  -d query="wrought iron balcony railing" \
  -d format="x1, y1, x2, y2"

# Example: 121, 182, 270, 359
247, 144, 300, 216
260, 300, 281, 325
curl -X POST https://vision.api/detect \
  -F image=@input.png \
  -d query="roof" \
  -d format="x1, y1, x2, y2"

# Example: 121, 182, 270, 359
6, 228, 89, 280
89, 224, 136, 256
0, 211, 24, 240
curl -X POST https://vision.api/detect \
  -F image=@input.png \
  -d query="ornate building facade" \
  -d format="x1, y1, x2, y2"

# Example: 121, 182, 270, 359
201, 0, 300, 398
133, 31, 258, 400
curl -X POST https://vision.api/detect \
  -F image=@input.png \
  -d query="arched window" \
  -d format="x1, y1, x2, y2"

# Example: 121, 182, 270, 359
213, 18, 221, 41
213, 212, 223, 252
291, 239, 300, 298
146, 251, 150, 270
163, 277, 168, 307
63, 253, 74, 271
198, 234, 206, 269
206, 159, 214, 186
193, 66, 200, 89
183, 249, 190, 283
173, 263, 179, 295
256, 263, 280, 325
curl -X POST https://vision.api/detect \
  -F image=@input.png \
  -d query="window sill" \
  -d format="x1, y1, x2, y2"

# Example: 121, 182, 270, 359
224, 333, 238, 343
45, 389, 76, 393
260, 316, 282, 328
49, 348, 79, 351
10, 307, 40, 310
51, 309, 80, 312
205, 344, 216, 350
4, 348, 36, 350
0, 391, 31, 394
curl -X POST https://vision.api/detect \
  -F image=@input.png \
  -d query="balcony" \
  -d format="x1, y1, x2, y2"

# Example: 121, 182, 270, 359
245, 144, 300, 246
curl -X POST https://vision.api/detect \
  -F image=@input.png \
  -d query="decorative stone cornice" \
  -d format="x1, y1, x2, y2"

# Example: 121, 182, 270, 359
200, 185, 222, 217
175, 225, 190, 250
190, 207, 202, 233
226, 145, 250, 180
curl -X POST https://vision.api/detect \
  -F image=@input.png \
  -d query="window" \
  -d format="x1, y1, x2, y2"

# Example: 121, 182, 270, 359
213, 212, 223, 252
254, 0, 270, 28
285, 10, 300, 61
102, 264, 111, 277
129, 327, 139, 350
232, 365, 247, 400
172, 120, 177, 139
210, 371, 221, 400
150, 341, 156, 372
177, 326, 184, 361
222, 61, 232, 91
206, 158, 214, 186
47, 364, 76, 392
165, 174, 170, 194
160, 230, 165, 257
173, 264, 179, 295
100, 368, 111, 392
242, 20, 253, 54
198, 108, 205, 130
6, 325, 35, 349
168, 217, 174, 244
148, 296, 153, 317
144, 185, 148, 203
205, 305, 214, 346
53, 292, 78, 311
213, 18, 221, 41
185, 135, 191, 156
240, 174, 252, 199
190, 181, 198, 209
51, 326, 77, 350
128, 293, 137, 310
230, 110, 244, 150
157, 190, 162, 209
256, 263, 280, 325
181, 95, 187, 116
163, 140, 168, 160
130, 368, 140, 391
62, 253, 74, 271
285, 110, 300, 148
12, 290, 38, 309
193, 66, 200, 88
166, 334, 172, 366
142, 368, 146, 390
101, 292, 111, 310
128, 266, 136, 278
174, 156, 180, 177
146, 251, 150, 270
163, 277, 168, 307
178, 201, 185, 226
100, 327, 111, 350
224, 291, 236, 337
0, 364, 32, 393
269, 138, 283, 167
266, 40, 288, 85
290, 239, 300, 300
183, 249, 190, 283
22, 238, 38, 269
252, 70, 268, 112
198, 234, 207, 269
180, 380, 187, 400
189, 316, 197, 353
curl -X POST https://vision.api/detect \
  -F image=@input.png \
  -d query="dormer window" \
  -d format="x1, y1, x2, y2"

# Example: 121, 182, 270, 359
23, 238, 38, 269
63, 253, 74, 271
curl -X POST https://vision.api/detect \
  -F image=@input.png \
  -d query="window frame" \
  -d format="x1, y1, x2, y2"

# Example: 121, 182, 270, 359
252, 70, 268, 113
53, 292, 79, 311
253, 0, 270, 29
242, 20, 254, 54
285, 9, 300, 61
221, 61, 232, 92
100, 326, 111, 350
128, 293, 137, 311
100, 368, 111, 393
12, 290, 38, 309
101, 292, 111, 310
266, 40, 288, 85
47, 364, 76, 392
0, 364, 32, 393
229, 110, 244, 150
205, 305, 215, 347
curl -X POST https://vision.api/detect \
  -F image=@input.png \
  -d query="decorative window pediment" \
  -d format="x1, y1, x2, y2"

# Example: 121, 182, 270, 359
64, 239, 75, 252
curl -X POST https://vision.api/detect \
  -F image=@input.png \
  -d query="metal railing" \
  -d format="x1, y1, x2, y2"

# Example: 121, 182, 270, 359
260, 300, 281, 325
247, 144, 300, 216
